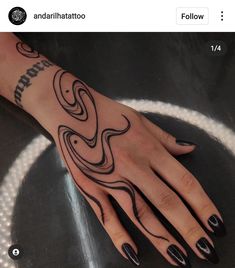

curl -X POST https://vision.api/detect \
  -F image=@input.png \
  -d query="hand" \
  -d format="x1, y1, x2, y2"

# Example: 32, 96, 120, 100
0, 34, 225, 267
28, 69, 226, 267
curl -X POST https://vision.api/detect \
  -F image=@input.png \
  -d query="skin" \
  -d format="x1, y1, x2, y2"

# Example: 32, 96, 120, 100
0, 33, 224, 266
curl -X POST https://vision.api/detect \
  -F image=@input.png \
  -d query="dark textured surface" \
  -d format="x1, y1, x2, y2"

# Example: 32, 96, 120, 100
0, 33, 235, 268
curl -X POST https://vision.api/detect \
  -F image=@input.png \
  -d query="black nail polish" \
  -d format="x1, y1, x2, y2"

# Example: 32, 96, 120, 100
176, 139, 197, 146
208, 215, 227, 237
167, 245, 191, 268
122, 243, 140, 266
196, 237, 219, 264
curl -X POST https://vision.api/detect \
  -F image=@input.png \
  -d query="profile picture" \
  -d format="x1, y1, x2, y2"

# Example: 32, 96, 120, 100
8, 7, 27, 25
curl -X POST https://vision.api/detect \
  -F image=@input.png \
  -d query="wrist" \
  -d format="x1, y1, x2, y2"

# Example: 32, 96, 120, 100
14, 59, 56, 109
21, 67, 63, 131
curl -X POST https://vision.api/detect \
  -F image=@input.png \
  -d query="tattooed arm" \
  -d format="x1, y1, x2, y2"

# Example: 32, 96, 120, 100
0, 33, 225, 267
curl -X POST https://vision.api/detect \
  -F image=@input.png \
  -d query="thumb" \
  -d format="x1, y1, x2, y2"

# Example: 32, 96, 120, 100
141, 115, 196, 156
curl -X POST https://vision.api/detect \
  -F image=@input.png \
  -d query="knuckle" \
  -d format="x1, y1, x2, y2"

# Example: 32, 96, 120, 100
112, 230, 126, 243
157, 191, 178, 210
161, 131, 173, 143
133, 129, 154, 151
102, 210, 126, 244
102, 209, 116, 226
180, 172, 197, 193
153, 234, 170, 248
185, 225, 203, 241
143, 141, 156, 154
200, 203, 212, 214
137, 202, 150, 221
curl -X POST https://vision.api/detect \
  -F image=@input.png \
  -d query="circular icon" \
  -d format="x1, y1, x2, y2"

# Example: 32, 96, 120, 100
8, 244, 23, 260
8, 7, 27, 25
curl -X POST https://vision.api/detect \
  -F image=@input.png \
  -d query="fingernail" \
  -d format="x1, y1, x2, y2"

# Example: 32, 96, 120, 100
122, 243, 140, 266
167, 245, 191, 268
208, 214, 226, 237
176, 139, 197, 146
196, 237, 219, 264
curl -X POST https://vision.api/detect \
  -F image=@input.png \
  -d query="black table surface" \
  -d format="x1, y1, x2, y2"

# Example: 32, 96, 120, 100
0, 33, 235, 268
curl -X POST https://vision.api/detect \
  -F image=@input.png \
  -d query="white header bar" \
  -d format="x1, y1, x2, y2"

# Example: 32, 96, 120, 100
1, 0, 234, 32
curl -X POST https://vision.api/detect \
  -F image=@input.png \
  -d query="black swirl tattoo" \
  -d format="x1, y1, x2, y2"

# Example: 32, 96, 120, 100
54, 69, 168, 242
16, 41, 40, 58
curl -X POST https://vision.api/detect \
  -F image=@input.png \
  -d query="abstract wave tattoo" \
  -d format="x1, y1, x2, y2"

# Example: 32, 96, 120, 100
16, 41, 40, 58
54, 69, 168, 241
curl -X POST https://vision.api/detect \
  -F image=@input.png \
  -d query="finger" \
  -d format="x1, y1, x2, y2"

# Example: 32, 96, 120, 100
141, 115, 196, 155
151, 148, 226, 237
79, 186, 140, 266
110, 180, 191, 268
128, 166, 219, 264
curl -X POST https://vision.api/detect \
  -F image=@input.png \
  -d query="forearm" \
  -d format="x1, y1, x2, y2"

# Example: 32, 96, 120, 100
0, 33, 115, 136
0, 34, 92, 134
